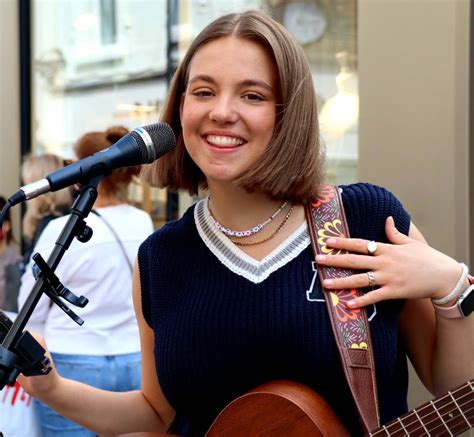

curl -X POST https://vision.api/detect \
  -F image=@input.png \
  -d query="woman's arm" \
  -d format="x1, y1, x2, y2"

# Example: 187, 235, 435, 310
398, 224, 473, 395
315, 217, 474, 396
18, 259, 175, 434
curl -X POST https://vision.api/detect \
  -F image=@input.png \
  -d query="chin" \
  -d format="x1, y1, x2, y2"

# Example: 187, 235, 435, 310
206, 170, 246, 186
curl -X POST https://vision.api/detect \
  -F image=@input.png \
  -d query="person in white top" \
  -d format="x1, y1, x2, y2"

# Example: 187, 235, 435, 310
18, 126, 154, 437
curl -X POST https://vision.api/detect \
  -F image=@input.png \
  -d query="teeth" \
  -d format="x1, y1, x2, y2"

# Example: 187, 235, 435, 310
207, 135, 244, 146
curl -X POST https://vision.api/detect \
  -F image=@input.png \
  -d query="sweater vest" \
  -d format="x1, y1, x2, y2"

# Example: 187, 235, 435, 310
138, 183, 411, 436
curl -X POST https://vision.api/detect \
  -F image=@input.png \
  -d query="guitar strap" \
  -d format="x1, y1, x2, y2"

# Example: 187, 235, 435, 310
305, 184, 380, 433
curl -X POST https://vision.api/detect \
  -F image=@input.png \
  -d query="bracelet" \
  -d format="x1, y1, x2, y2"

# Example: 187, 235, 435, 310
431, 263, 469, 305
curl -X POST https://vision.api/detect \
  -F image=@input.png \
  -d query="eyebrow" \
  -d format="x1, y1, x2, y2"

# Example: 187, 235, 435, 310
187, 74, 274, 92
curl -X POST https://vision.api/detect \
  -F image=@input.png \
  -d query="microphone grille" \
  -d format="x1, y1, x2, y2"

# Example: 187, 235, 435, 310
132, 122, 176, 163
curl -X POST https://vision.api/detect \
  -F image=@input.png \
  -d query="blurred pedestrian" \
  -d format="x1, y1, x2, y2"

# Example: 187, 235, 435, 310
0, 196, 21, 310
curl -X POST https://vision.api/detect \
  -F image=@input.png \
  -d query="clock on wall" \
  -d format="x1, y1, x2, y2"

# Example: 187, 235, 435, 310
282, 1, 327, 45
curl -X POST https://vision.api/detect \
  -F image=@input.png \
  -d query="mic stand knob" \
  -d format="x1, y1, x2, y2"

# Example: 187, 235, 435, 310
77, 223, 93, 243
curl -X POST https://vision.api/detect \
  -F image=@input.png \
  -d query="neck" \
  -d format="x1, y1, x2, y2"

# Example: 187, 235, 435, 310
207, 182, 288, 231
94, 192, 123, 209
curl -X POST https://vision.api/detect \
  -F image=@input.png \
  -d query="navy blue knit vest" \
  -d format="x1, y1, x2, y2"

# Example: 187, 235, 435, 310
138, 183, 411, 436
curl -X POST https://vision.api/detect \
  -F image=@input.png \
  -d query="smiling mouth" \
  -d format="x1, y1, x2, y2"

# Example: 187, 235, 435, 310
205, 135, 245, 147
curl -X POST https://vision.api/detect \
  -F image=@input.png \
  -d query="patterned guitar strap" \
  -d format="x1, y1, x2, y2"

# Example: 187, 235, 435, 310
305, 184, 380, 433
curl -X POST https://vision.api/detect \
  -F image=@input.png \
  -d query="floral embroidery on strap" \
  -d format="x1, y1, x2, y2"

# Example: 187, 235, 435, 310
309, 185, 370, 349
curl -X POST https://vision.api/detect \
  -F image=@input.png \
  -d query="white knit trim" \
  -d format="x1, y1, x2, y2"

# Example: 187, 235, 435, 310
194, 198, 310, 284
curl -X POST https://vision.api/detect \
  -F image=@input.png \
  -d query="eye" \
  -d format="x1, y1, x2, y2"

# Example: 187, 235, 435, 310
243, 93, 265, 102
191, 89, 213, 97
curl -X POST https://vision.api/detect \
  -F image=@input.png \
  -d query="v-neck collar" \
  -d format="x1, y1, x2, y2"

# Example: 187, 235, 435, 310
194, 198, 310, 284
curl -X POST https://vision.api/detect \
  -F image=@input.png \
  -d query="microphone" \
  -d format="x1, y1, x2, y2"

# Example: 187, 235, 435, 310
9, 122, 176, 207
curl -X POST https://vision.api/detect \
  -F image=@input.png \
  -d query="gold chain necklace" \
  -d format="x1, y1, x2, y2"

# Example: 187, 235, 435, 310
231, 205, 295, 247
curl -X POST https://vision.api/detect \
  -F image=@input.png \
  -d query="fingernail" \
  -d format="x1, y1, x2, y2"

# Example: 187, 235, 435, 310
346, 299, 357, 308
326, 238, 336, 245
316, 255, 326, 262
323, 279, 334, 287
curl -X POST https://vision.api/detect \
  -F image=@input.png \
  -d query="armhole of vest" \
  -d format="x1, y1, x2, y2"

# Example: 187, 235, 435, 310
138, 241, 153, 328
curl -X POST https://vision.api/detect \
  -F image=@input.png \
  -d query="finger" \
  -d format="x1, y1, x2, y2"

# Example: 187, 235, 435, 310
322, 272, 378, 290
346, 287, 389, 309
385, 216, 411, 245
316, 253, 376, 270
324, 237, 382, 255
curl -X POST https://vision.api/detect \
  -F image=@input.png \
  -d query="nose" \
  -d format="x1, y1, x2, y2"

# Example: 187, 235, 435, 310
209, 95, 238, 124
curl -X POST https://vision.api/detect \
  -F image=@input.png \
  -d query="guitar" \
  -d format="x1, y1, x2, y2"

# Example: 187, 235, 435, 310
206, 380, 473, 436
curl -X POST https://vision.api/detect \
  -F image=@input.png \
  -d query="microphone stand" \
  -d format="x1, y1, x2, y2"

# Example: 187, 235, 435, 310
0, 176, 103, 390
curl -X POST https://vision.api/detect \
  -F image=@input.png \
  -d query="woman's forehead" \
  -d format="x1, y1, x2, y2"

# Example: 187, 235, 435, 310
187, 36, 277, 85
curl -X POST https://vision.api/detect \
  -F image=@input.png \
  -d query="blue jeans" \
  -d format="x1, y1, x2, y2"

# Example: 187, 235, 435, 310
34, 352, 141, 437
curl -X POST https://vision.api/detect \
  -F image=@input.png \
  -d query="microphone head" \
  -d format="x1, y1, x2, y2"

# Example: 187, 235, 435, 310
131, 122, 176, 163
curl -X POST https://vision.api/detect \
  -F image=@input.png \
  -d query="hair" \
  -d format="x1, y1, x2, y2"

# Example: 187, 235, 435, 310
21, 153, 73, 241
0, 196, 13, 244
140, 10, 325, 205
74, 126, 140, 201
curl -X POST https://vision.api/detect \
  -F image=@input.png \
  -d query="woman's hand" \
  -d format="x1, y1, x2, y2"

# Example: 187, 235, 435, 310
315, 216, 463, 308
17, 332, 61, 400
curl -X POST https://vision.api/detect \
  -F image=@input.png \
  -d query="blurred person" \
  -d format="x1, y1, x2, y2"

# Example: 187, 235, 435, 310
21, 153, 74, 263
0, 196, 21, 310
19, 126, 154, 437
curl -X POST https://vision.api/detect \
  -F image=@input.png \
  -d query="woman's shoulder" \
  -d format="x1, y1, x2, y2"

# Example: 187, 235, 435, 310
339, 182, 411, 239
116, 204, 154, 227
339, 182, 399, 203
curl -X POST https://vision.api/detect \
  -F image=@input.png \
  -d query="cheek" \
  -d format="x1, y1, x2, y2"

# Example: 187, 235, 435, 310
257, 112, 276, 143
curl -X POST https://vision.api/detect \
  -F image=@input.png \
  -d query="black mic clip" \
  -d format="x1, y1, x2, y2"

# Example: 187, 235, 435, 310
32, 253, 89, 326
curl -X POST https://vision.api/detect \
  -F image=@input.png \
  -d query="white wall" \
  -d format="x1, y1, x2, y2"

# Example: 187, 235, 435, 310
358, 0, 471, 414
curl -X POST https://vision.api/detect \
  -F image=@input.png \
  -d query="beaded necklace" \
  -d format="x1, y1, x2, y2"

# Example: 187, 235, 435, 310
207, 198, 288, 238
231, 205, 295, 246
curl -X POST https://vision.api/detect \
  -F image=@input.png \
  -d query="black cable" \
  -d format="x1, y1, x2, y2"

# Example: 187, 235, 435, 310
0, 202, 11, 228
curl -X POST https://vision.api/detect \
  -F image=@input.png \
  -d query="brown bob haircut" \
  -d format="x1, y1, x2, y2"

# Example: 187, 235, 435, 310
141, 10, 324, 205
75, 126, 140, 201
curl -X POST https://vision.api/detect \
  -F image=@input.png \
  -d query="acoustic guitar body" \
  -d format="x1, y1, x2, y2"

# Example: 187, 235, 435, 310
206, 380, 350, 436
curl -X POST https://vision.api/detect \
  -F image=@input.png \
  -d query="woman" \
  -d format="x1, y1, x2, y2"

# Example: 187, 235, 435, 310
19, 11, 473, 436
19, 127, 154, 436
0, 196, 21, 310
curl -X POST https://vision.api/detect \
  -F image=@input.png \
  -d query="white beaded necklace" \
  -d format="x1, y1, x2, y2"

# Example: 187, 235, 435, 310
207, 198, 289, 238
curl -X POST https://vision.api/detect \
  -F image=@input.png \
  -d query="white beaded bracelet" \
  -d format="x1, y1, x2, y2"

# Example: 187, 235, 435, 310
431, 263, 469, 305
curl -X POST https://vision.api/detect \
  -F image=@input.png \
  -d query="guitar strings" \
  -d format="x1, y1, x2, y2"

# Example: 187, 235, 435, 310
381, 405, 474, 437
417, 406, 473, 437
370, 389, 473, 436
371, 405, 473, 437
377, 386, 471, 432
374, 403, 473, 436
404, 409, 473, 437
376, 399, 473, 437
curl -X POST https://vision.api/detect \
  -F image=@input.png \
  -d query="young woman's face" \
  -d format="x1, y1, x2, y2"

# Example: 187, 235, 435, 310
180, 36, 278, 186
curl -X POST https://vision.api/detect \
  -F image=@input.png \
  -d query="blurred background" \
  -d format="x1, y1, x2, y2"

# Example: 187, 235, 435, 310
0, 0, 472, 415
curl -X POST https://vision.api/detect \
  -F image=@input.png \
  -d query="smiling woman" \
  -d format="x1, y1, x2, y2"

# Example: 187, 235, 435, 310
18, 10, 474, 437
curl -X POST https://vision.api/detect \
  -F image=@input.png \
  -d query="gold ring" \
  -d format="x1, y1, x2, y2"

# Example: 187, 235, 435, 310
367, 271, 376, 288
367, 240, 378, 255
